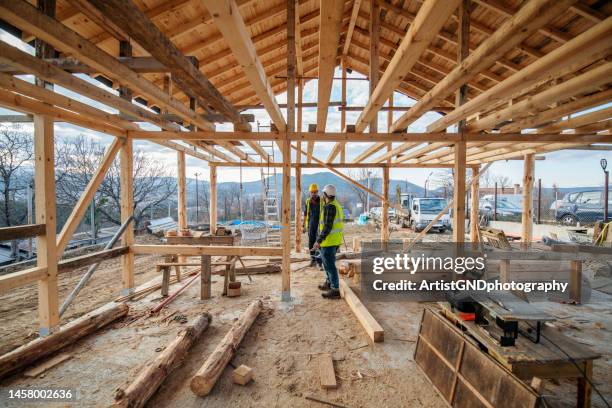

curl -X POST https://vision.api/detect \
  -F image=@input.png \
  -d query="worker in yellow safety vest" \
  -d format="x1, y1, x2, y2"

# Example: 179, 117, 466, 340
303, 183, 323, 268
313, 184, 344, 299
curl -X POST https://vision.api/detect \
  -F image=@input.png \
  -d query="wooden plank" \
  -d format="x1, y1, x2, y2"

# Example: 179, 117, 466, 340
23, 353, 72, 378
391, 0, 578, 132
381, 167, 389, 241
342, 0, 362, 56
570, 260, 583, 304
0, 224, 45, 241
318, 353, 337, 389
132, 244, 283, 257
0, 267, 47, 294
369, 0, 380, 134
203, 0, 285, 132
64, 0, 128, 41
281, 140, 291, 301
0, 57, 174, 74
315, 0, 344, 132
57, 246, 128, 273
339, 279, 384, 342
34, 115, 58, 335
0, 302, 128, 379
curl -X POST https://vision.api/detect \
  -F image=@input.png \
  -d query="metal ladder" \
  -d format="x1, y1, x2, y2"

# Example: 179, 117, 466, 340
258, 127, 281, 245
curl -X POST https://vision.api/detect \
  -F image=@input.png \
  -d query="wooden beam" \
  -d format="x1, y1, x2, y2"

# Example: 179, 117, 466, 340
0, 224, 45, 241
390, 0, 578, 132
34, 115, 59, 335
177, 151, 187, 231
203, 0, 285, 131
429, 16, 612, 132
281, 139, 291, 301
469, 62, 612, 131
521, 154, 535, 249
353, 0, 460, 134
316, 0, 344, 132
85, 0, 244, 126
209, 165, 217, 234
56, 138, 122, 257
57, 246, 128, 273
0, 56, 177, 74
381, 167, 389, 241
64, 0, 128, 41
343, 0, 362, 56
120, 139, 134, 294
0, 267, 47, 294
132, 244, 283, 257
339, 279, 384, 342
0, 0, 212, 131
369, 0, 381, 134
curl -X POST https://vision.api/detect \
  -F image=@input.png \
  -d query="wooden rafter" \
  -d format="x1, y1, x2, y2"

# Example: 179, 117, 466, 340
203, 0, 286, 132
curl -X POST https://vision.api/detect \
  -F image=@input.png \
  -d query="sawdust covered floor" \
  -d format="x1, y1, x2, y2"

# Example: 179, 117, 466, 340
0, 257, 446, 408
1, 248, 611, 407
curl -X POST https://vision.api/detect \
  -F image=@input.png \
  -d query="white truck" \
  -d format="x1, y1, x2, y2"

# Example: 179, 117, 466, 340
409, 197, 451, 232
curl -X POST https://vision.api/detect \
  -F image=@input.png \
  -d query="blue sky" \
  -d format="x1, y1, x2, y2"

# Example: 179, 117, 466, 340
1, 30, 610, 190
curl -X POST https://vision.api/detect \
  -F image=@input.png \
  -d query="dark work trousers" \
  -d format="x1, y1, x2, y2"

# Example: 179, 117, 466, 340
320, 245, 340, 289
308, 222, 322, 266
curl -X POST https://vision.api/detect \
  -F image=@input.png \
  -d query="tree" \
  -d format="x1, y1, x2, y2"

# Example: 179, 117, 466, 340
429, 170, 454, 199
347, 168, 380, 211
56, 136, 177, 228
0, 126, 33, 256
494, 175, 512, 191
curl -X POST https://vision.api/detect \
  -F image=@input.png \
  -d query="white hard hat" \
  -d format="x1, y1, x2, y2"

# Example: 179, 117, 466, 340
323, 184, 336, 196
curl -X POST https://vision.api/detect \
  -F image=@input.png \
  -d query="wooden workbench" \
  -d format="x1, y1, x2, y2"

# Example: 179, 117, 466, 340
439, 304, 600, 407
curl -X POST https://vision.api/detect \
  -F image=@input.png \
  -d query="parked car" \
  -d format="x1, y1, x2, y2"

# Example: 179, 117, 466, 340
554, 189, 612, 225
480, 193, 522, 209
479, 199, 523, 220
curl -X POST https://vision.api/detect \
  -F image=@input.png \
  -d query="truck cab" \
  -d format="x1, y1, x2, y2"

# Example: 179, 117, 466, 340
410, 197, 451, 232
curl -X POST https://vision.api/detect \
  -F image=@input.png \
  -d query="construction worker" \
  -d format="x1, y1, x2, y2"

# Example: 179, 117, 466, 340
304, 183, 323, 268
313, 184, 344, 299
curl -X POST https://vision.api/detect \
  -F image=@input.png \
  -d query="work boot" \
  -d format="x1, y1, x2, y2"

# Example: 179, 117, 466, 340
318, 263, 324, 271
322, 288, 341, 299
309, 259, 317, 267
318, 281, 330, 291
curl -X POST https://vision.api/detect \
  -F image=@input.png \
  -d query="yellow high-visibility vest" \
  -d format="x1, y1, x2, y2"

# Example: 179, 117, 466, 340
304, 197, 322, 226
319, 199, 343, 247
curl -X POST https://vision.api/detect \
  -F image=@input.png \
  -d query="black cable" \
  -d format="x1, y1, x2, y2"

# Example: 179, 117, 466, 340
525, 322, 611, 408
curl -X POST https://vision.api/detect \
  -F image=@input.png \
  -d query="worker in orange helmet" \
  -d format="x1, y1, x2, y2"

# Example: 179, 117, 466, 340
303, 183, 323, 269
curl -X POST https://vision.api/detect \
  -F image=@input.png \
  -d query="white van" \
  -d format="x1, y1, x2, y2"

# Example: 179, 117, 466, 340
410, 198, 451, 232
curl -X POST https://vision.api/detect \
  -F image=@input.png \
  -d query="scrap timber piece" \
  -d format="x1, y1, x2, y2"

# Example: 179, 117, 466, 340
232, 364, 253, 385
339, 279, 384, 342
112, 313, 212, 408
318, 353, 337, 389
0, 302, 128, 379
190, 300, 263, 396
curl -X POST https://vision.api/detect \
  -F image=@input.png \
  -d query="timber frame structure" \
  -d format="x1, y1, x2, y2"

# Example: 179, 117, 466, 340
0, 0, 610, 333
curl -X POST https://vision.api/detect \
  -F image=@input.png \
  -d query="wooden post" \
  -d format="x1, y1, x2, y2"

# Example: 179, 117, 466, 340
340, 58, 347, 162
34, 115, 59, 335
369, 0, 380, 133
570, 260, 582, 304
282, 0, 295, 301
120, 138, 134, 294
209, 165, 217, 234
387, 93, 393, 162
294, 81, 303, 252
176, 151, 186, 280
521, 153, 535, 249
200, 255, 211, 300
452, 0, 470, 243
453, 140, 467, 242
381, 167, 389, 242
470, 165, 480, 244
281, 141, 291, 301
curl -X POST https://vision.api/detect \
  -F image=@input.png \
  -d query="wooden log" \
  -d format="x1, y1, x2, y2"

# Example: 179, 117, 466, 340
190, 300, 263, 396
339, 279, 383, 342
112, 313, 212, 408
0, 302, 128, 379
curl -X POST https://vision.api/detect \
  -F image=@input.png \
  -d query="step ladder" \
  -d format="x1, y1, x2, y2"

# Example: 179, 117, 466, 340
259, 138, 281, 245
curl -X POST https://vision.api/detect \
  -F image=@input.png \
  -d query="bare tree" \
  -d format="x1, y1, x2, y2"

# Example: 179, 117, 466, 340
494, 175, 512, 191
56, 136, 176, 227
0, 126, 33, 256
429, 170, 454, 199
